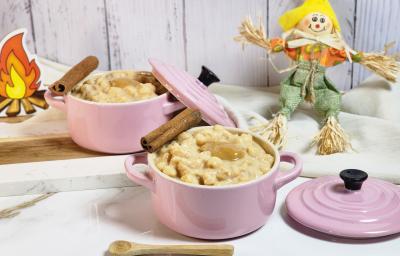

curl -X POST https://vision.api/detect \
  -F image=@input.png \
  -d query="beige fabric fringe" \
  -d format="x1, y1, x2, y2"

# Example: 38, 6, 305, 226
312, 116, 352, 155
0, 193, 55, 219
250, 113, 288, 149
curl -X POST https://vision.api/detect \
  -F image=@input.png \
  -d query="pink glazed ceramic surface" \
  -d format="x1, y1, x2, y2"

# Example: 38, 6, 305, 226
286, 170, 400, 238
44, 90, 184, 153
149, 58, 236, 127
124, 127, 303, 239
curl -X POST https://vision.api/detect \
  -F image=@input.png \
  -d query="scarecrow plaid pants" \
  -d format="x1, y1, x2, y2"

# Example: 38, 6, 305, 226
278, 61, 341, 121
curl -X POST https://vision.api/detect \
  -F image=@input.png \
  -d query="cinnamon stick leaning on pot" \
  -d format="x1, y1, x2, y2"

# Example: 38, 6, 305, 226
48, 56, 99, 96
141, 108, 202, 153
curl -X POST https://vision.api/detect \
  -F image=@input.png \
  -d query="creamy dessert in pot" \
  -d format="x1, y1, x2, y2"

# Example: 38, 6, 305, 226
71, 71, 158, 103
154, 125, 274, 186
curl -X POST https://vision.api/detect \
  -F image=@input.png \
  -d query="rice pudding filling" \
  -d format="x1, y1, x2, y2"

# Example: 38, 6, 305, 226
71, 71, 158, 103
155, 125, 274, 186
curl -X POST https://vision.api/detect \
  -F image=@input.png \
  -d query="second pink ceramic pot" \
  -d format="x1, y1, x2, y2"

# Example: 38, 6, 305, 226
44, 90, 184, 153
124, 127, 303, 239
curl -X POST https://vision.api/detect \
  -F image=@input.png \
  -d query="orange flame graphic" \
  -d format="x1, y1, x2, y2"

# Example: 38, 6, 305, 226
0, 33, 40, 99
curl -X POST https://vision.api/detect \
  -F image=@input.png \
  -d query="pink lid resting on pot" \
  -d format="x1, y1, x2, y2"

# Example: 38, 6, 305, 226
286, 169, 400, 238
149, 58, 236, 127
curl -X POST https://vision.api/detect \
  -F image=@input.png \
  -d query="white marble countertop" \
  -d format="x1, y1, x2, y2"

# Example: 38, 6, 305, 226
1, 60, 399, 255
1, 177, 398, 256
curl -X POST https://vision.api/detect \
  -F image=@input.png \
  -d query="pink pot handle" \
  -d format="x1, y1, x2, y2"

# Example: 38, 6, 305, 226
44, 90, 67, 112
124, 153, 155, 192
275, 151, 303, 190
162, 100, 185, 115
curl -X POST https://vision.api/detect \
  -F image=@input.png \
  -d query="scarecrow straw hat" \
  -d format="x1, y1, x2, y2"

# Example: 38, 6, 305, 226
279, 0, 341, 32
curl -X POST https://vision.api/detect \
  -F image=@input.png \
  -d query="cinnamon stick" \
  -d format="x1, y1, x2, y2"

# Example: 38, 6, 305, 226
141, 108, 202, 153
141, 108, 193, 146
49, 56, 99, 95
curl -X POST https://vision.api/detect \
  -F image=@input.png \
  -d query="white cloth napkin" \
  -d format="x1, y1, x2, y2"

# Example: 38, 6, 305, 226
3, 58, 400, 184
341, 74, 400, 123
210, 77, 400, 184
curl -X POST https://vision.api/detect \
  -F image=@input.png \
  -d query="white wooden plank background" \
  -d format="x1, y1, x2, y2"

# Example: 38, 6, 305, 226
106, 0, 185, 71
353, 0, 400, 87
0, 0, 35, 53
325, 0, 355, 90
30, 0, 110, 70
0, 0, 399, 89
185, 0, 268, 86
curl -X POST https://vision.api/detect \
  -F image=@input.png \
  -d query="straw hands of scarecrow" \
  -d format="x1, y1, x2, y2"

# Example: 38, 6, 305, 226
235, 17, 271, 51
358, 42, 400, 83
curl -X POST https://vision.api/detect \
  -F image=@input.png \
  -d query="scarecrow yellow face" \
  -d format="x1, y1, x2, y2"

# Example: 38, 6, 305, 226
296, 12, 333, 36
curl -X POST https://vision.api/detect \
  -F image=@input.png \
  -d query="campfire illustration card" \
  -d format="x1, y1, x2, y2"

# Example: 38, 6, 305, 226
0, 29, 48, 117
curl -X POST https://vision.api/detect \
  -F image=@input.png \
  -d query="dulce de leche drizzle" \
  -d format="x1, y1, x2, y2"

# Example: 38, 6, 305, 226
202, 142, 245, 161
110, 78, 136, 88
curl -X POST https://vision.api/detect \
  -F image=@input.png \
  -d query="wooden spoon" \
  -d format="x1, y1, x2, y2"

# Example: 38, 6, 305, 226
108, 240, 234, 256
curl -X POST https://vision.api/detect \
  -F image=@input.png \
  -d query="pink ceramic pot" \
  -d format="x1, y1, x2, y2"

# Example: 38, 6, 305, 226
44, 90, 184, 153
124, 127, 303, 239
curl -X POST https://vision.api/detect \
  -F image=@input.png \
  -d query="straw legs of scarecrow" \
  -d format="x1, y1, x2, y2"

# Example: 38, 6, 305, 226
261, 61, 351, 155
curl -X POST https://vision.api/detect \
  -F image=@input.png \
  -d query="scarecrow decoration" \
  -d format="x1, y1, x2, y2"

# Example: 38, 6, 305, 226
235, 0, 400, 155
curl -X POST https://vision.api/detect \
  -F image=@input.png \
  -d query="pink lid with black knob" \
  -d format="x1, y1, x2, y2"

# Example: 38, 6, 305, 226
149, 58, 236, 127
286, 169, 400, 238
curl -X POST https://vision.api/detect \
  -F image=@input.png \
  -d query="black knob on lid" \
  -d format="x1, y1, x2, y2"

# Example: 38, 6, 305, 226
339, 169, 368, 191
198, 66, 220, 86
